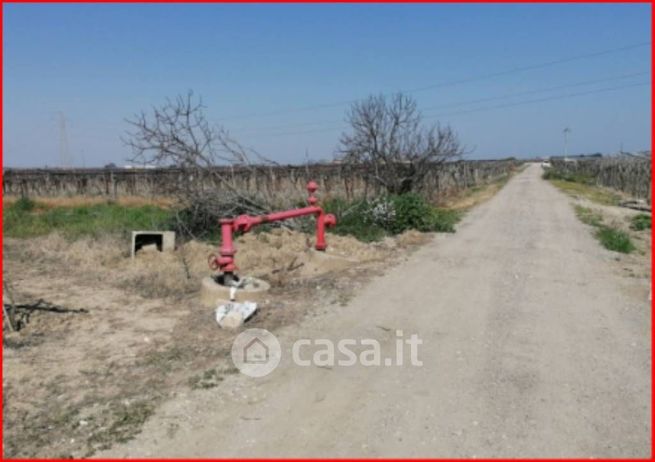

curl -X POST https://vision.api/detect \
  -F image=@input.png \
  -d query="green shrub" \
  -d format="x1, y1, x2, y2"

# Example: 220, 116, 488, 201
386, 194, 431, 233
323, 198, 387, 242
630, 213, 651, 231
425, 208, 461, 232
12, 196, 36, 213
387, 194, 460, 233
323, 194, 460, 242
595, 226, 635, 253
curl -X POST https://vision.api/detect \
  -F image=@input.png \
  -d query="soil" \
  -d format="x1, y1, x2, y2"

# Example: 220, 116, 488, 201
567, 194, 651, 284
99, 164, 650, 458
2, 228, 428, 458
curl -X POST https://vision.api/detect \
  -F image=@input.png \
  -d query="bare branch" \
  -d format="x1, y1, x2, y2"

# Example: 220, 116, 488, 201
122, 91, 284, 238
338, 92, 464, 194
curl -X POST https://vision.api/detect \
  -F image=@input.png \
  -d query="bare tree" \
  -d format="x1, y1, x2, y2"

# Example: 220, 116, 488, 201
339, 93, 463, 194
124, 92, 279, 238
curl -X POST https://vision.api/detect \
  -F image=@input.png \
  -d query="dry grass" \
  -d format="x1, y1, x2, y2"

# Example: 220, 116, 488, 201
438, 171, 516, 211
546, 178, 623, 206
9, 227, 395, 299
2, 227, 427, 458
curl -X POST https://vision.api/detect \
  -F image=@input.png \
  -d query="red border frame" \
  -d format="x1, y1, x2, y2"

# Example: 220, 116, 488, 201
0, 1, 652, 461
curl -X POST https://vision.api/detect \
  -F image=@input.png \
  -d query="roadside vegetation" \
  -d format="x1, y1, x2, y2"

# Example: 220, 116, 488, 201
574, 205, 635, 254
3, 197, 171, 239
324, 194, 461, 242
630, 213, 651, 231
4, 175, 518, 244
546, 168, 648, 256
3, 193, 463, 243
440, 168, 521, 210
543, 169, 622, 206
574, 205, 603, 227
595, 226, 635, 254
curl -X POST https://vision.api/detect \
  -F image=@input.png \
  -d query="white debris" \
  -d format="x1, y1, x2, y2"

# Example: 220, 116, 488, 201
216, 301, 258, 329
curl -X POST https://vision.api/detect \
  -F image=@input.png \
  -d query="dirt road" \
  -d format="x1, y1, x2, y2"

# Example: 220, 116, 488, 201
105, 164, 651, 458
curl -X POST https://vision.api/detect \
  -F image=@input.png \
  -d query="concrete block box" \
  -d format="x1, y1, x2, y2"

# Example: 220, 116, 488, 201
131, 231, 175, 258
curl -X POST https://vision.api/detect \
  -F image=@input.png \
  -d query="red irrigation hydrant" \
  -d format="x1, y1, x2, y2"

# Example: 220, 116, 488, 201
209, 181, 336, 281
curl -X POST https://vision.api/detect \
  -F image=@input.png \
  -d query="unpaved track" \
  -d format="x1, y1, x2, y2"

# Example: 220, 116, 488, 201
106, 164, 650, 458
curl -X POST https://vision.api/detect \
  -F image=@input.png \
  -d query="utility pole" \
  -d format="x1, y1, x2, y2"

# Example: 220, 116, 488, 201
563, 127, 571, 158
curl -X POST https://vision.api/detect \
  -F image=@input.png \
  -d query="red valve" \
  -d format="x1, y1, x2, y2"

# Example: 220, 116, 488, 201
233, 214, 260, 233
324, 213, 337, 227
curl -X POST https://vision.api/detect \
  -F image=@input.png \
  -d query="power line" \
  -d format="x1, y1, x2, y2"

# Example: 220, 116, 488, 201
218, 41, 650, 122
421, 71, 649, 113
423, 81, 650, 120
234, 71, 649, 134
243, 81, 650, 138
408, 42, 650, 94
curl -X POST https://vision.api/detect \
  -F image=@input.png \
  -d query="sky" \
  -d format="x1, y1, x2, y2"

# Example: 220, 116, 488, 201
2, 3, 652, 168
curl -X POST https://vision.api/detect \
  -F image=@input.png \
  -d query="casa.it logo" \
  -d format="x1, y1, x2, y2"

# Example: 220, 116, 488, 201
231, 328, 423, 378
231, 328, 282, 378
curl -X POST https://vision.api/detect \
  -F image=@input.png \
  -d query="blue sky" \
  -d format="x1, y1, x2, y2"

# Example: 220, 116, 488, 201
3, 3, 651, 167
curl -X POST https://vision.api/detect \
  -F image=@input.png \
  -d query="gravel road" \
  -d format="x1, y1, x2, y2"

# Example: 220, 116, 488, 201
105, 164, 650, 458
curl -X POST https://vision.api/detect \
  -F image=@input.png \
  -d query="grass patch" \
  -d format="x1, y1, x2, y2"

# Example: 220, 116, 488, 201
595, 227, 635, 254
86, 400, 155, 452
574, 205, 603, 227
543, 170, 621, 206
630, 213, 651, 231
188, 368, 223, 390
542, 169, 593, 184
548, 172, 638, 254
4, 194, 176, 209
3, 198, 172, 239
5, 190, 468, 244
574, 206, 635, 254
12, 196, 37, 212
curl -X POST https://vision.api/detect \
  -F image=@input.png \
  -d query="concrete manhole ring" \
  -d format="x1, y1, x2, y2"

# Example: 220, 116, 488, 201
200, 276, 271, 307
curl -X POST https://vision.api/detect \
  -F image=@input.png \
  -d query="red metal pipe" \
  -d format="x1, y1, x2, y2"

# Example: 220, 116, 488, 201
316, 210, 337, 251
213, 218, 237, 273
210, 181, 337, 276
232, 206, 323, 233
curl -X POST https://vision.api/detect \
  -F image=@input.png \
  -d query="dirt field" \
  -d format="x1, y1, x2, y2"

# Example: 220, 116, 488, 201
0, 169, 578, 458
2, 225, 429, 458
100, 164, 650, 458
